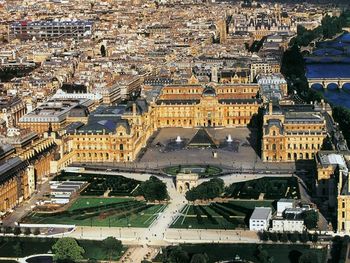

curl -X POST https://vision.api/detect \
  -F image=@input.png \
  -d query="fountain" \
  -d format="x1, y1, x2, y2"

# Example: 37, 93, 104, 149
226, 134, 233, 143
176, 135, 182, 143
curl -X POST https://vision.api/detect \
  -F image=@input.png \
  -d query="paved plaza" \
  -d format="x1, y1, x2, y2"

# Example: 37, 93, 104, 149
139, 127, 295, 172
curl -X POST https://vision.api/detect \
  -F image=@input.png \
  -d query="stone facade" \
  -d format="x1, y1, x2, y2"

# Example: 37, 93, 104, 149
176, 173, 199, 193
262, 102, 328, 162
154, 84, 261, 128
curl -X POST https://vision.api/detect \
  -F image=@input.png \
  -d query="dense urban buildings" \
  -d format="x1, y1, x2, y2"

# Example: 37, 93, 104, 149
0, 0, 350, 261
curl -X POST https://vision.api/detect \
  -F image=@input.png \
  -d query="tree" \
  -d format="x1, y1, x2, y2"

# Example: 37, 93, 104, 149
303, 210, 319, 230
12, 241, 23, 256
260, 231, 269, 241
52, 237, 85, 262
300, 231, 309, 243
4, 227, 13, 234
13, 227, 21, 236
299, 252, 319, 263
333, 106, 350, 145
33, 228, 40, 235
190, 254, 208, 263
288, 250, 302, 263
24, 228, 31, 236
289, 232, 299, 243
311, 233, 318, 243
133, 176, 168, 201
268, 232, 278, 242
100, 45, 106, 57
185, 178, 224, 201
256, 245, 270, 263
167, 246, 190, 263
102, 237, 122, 262
280, 232, 288, 243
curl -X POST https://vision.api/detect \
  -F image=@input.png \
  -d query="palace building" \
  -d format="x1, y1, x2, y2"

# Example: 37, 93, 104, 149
52, 83, 262, 170
64, 99, 155, 163
261, 101, 330, 162
154, 84, 261, 128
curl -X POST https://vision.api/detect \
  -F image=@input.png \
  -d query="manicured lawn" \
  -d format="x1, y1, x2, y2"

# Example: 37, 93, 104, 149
0, 237, 124, 260
171, 201, 275, 229
22, 198, 167, 228
68, 197, 132, 211
157, 243, 327, 263
225, 177, 300, 200
163, 165, 222, 177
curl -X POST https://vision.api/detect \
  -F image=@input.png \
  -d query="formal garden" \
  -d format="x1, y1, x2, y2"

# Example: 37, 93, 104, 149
54, 171, 140, 196
155, 243, 327, 263
21, 197, 166, 227
163, 165, 222, 178
171, 200, 274, 229
224, 176, 300, 200
0, 236, 124, 261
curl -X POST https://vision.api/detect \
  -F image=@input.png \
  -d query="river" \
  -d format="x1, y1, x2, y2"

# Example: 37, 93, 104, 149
306, 32, 350, 108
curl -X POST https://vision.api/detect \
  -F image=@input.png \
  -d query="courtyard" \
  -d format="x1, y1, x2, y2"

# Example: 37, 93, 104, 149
139, 127, 295, 172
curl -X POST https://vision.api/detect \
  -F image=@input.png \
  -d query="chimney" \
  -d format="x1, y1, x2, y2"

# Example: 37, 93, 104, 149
132, 103, 137, 115
269, 102, 273, 115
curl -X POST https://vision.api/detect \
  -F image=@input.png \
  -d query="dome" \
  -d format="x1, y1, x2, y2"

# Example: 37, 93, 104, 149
203, 85, 216, 96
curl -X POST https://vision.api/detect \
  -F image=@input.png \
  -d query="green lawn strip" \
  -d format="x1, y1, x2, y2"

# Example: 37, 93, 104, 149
143, 204, 167, 225
26, 201, 145, 224
24, 202, 160, 227
68, 197, 132, 211
171, 216, 237, 230
171, 205, 188, 226
159, 243, 327, 263
171, 205, 245, 229
180, 205, 191, 225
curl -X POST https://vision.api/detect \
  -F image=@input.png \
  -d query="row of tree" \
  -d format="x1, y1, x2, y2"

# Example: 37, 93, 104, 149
259, 230, 319, 243
161, 246, 209, 263
52, 236, 122, 263
281, 44, 323, 102
255, 244, 319, 263
332, 106, 350, 146
133, 176, 169, 202
292, 12, 349, 47
0, 227, 40, 236
185, 178, 224, 201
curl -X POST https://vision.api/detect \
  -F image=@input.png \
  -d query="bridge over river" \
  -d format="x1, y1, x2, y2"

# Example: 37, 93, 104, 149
308, 77, 350, 89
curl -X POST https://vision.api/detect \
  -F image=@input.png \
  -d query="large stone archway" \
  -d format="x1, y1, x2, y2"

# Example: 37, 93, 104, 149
176, 173, 199, 193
